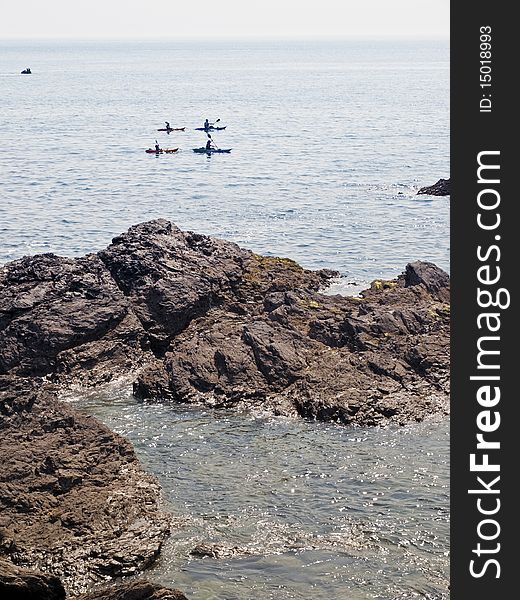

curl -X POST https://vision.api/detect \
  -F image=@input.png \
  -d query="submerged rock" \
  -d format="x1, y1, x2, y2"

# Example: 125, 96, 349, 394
0, 219, 450, 426
417, 178, 451, 196
76, 579, 189, 600
190, 543, 246, 559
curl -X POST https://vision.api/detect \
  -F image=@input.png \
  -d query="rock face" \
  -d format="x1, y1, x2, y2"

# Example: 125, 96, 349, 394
0, 219, 450, 426
417, 178, 451, 196
0, 376, 171, 596
0, 253, 147, 384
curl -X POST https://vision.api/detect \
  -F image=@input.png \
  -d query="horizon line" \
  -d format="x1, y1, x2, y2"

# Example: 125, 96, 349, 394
1, 33, 450, 43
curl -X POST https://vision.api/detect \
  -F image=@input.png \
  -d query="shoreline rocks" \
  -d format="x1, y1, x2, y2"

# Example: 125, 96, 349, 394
0, 557, 188, 600
0, 377, 171, 596
1, 219, 450, 426
0, 219, 450, 595
76, 580, 189, 600
0, 558, 65, 600
417, 178, 451, 196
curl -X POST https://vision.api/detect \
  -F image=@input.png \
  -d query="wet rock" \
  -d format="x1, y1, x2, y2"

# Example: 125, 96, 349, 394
190, 543, 245, 559
0, 377, 171, 596
0, 557, 65, 600
77, 579, 189, 600
417, 178, 451, 196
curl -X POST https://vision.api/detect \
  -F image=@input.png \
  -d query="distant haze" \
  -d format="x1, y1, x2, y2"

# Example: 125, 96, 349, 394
2, 0, 449, 39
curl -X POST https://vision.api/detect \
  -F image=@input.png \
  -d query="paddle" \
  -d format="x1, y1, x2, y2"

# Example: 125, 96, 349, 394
207, 133, 219, 150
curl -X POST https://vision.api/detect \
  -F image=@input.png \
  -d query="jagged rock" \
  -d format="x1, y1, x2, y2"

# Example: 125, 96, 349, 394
98, 221, 332, 355
417, 178, 451, 196
0, 254, 147, 384
0, 377, 171, 596
0, 557, 65, 600
0, 219, 450, 426
403, 261, 450, 302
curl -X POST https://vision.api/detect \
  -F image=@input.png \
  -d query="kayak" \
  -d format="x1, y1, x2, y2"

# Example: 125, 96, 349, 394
193, 148, 231, 154
145, 148, 179, 154
194, 126, 227, 131
157, 127, 186, 132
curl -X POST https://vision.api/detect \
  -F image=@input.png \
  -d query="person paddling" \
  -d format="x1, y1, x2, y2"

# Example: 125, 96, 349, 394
204, 118, 210, 130
205, 138, 213, 151
165, 121, 171, 130
155, 140, 161, 152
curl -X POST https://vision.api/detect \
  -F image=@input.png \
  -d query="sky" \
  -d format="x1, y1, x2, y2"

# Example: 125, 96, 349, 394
1, 0, 449, 40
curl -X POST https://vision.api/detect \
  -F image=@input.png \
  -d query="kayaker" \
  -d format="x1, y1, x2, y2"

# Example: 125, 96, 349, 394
165, 121, 170, 130
155, 140, 160, 152
204, 118, 210, 130
205, 138, 213, 151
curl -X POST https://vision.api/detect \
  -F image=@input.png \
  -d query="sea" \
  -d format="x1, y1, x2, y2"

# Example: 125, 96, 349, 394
1, 39, 450, 599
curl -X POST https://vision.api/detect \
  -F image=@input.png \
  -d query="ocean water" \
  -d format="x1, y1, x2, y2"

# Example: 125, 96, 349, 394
72, 386, 449, 600
0, 39, 449, 284
2, 39, 450, 598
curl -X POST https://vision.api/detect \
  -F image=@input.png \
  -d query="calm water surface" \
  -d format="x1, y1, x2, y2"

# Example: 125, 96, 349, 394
3, 39, 450, 598
70, 385, 449, 600
0, 39, 449, 284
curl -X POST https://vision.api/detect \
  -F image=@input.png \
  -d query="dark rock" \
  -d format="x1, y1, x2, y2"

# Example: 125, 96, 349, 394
97, 221, 332, 356
0, 377, 171, 596
0, 219, 450, 426
77, 579, 189, 600
417, 178, 451, 196
98, 221, 250, 355
0, 253, 147, 384
0, 218, 450, 595
0, 558, 65, 600
403, 261, 450, 302
153, 255, 449, 425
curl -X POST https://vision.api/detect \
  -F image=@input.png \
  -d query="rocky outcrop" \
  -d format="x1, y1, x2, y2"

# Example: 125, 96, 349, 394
0, 559, 188, 600
417, 178, 451, 196
0, 557, 65, 600
0, 376, 171, 596
0, 218, 450, 596
0, 253, 148, 384
0, 219, 450, 426
145, 259, 449, 425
